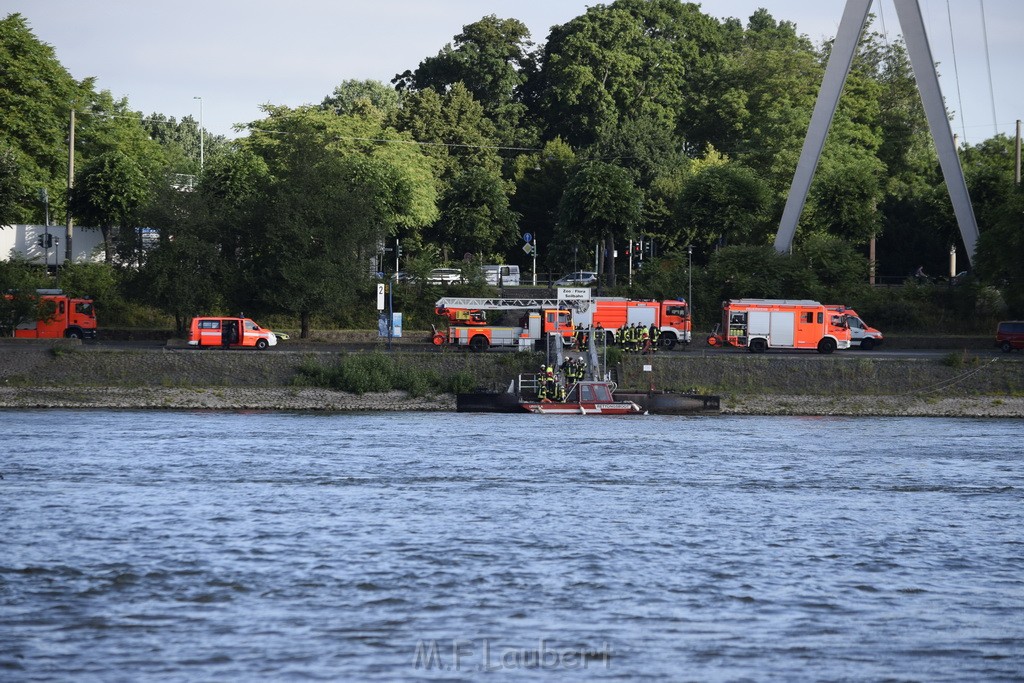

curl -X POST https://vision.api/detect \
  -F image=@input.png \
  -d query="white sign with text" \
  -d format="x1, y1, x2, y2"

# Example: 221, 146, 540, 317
557, 287, 591, 301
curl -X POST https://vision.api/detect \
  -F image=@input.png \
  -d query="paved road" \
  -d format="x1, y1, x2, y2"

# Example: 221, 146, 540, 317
71, 338, 1015, 361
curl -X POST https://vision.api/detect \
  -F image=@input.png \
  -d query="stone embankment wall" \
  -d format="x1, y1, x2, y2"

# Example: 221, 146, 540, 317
0, 341, 1021, 416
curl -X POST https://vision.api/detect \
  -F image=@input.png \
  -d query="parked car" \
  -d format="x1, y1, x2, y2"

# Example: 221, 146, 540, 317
427, 268, 465, 284
554, 271, 598, 286
394, 269, 463, 284
996, 320, 1024, 352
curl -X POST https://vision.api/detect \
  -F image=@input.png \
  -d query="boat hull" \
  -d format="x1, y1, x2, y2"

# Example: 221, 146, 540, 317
457, 391, 719, 414
518, 401, 644, 415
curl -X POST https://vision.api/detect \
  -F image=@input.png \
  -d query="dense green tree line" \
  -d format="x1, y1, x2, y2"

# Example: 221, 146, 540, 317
1, 3, 1022, 336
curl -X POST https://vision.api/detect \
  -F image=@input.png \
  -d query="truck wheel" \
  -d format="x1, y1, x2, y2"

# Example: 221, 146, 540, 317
749, 338, 767, 354
432, 333, 446, 346
817, 338, 837, 354
1002, 341, 1013, 353
659, 334, 677, 351
859, 337, 875, 351
469, 335, 489, 352
706, 335, 718, 347
64, 328, 81, 339
256, 338, 269, 350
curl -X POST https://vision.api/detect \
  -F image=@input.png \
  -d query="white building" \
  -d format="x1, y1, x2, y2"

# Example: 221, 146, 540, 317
0, 224, 106, 266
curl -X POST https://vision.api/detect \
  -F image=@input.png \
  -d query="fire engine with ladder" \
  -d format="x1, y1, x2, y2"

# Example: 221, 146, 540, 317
434, 297, 577, 352
434, 295, 691, 352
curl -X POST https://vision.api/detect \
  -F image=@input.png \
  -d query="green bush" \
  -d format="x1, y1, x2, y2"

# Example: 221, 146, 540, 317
294, 351, 481, 395
444, 371, 477, 395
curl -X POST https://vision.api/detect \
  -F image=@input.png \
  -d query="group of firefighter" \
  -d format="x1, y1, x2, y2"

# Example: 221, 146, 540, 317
571, 322, 660, 353
536, 356, 591, 402
615, 322, 660, 353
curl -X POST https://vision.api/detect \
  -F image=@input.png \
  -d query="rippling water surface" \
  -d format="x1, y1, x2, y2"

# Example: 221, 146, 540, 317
1, 410, 1022, 681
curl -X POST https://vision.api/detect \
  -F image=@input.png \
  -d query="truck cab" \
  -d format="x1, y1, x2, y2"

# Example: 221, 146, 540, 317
837, 308, 884, 350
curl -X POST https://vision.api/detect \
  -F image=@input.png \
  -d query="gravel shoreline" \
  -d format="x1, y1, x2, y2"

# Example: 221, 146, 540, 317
1, 386, 1022, 417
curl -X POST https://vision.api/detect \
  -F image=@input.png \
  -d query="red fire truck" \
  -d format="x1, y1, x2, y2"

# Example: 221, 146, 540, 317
5, 289, 97, 340
573, 297, 691, 349
708, 299, 850, 354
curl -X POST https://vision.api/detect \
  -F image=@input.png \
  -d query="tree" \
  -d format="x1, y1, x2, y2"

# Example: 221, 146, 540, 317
237, 106, 437, 336
589, 113, 692, 254
69, 90, 169, 264
703, 244, 816, 301
557, 161, 642, 287
510, 138, 577, 273
794, 232, 871, 300
240, 142, 377, 337
389, 83, 511, 260
704, 12, 822, 197
0, 257, 51, 336
141, 113, 229, 177
969, 137, 1024, 315
394, 15, 535, 147
322, 79, 400, 118
133, 235, 225, 331
70, 147, 156, 263
198, 147, 272, 278
536, 0, 722, 148
674, 161, 770, 250
804, 150, 884, 244
131, 173, 225, 329
0, 13, 93, 223
0, 143, 23, 225
434, 166, 518, 260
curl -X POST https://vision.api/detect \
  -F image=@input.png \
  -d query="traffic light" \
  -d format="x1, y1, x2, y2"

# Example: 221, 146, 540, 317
37, 234, 53, 248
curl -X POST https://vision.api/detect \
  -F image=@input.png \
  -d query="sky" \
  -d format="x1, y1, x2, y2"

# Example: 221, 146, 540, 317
5, 0, 1021, 145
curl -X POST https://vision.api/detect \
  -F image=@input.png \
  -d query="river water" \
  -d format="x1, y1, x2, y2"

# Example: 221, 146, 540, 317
1, 410, 1022, 681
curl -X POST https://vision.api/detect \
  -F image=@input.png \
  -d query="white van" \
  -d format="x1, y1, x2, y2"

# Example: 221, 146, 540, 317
482, 264, 520, 286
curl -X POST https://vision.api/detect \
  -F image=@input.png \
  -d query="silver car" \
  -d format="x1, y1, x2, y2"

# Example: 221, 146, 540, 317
553, 271, 598, 286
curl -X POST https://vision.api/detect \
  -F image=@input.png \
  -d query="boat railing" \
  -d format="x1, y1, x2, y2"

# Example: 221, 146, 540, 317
516, 373, 542, 397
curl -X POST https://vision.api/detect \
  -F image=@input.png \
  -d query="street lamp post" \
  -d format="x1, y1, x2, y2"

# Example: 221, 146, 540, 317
687, 244, 693, 336
193, 96, 204, 172
39, 187, 50, 273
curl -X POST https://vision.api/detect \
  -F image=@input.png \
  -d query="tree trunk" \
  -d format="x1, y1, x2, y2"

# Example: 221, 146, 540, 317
101, 224, 113, 264
300, 311, 311, 339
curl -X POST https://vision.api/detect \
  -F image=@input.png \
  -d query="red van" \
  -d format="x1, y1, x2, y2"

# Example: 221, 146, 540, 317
188, 316, 279, 349
996, 321, 1024, 352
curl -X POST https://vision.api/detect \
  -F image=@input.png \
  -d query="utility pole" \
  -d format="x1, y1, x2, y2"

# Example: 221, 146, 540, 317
194, 96, 204, 172
687, 244, 693, 334
65, 109, 75, 264
1016, 120, 1021, 186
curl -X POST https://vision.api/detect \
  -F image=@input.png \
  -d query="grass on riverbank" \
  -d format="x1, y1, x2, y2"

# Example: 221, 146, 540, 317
294, 352, 479, 397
